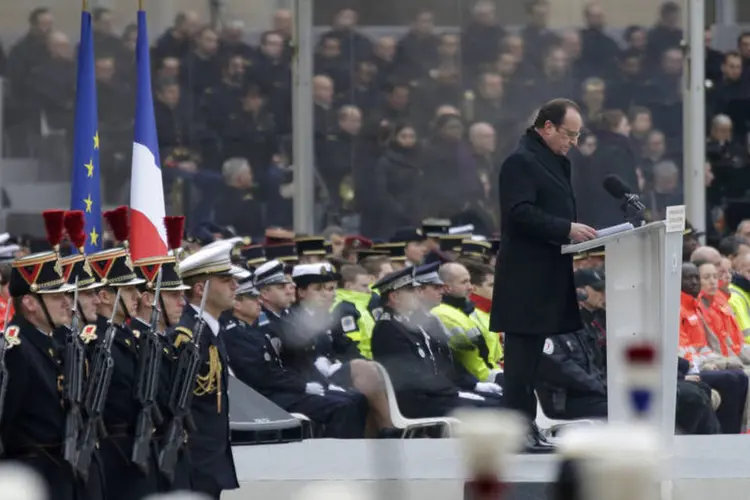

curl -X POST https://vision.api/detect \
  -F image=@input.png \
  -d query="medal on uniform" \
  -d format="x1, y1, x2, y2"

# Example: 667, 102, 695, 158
418, 347, 426, 358
264, 352, 271, 362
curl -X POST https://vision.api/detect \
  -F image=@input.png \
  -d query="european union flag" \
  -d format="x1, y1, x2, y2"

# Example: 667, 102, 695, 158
69, 7, 102, 253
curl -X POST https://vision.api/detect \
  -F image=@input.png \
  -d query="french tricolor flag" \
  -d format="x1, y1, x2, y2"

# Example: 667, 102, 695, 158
129, 8, 167, 260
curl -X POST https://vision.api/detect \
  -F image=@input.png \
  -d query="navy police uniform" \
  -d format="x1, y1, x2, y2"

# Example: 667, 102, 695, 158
370, 267, 501, 418
169, 241, 240, 498
536, 331, 608, 419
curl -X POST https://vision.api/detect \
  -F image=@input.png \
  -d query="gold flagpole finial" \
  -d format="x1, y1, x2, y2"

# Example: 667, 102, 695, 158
82, 0, 88, 11
139, 0, 145, 10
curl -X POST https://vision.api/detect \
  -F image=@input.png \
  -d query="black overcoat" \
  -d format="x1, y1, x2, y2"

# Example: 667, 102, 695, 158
490, 128, 583, 335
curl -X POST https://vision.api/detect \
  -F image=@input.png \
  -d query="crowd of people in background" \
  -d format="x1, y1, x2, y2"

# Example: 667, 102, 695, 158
1, 1, 750, 240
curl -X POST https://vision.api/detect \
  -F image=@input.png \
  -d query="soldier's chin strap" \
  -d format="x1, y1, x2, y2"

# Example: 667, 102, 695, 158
36, 294, 56, 335
117, 291, 131, 323
159, 295, 170, 329
77, 301, 87, 324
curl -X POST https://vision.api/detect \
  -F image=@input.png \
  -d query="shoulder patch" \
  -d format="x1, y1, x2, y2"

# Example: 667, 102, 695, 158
341, 316, 357, 333
371, 307, 383, 321
543, 338, 554, 355
380, 312, 391, 321
175, 326, 193, 340
79, 324, 98, 344
4, 326, 20, 348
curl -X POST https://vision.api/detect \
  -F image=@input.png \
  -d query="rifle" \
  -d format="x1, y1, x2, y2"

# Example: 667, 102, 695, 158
76, 287, 121, 481
131, 267, 164, 473
0, 300, 14, 456
158, 280, 211, 482
63, 277, 85, 472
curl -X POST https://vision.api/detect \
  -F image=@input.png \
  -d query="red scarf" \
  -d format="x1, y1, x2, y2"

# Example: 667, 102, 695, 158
469, 293, 492, 313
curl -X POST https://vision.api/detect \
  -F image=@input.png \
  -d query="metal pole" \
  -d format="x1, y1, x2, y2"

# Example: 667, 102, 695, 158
716, 0, 737, 24
682, 0, 706, 234
292, 0, 315, 234
0, 78, 6, 232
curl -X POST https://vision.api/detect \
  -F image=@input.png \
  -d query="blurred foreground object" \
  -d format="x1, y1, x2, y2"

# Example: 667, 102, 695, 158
290, 481, 372, 500
455, 409, 526, 500
553, 424, 661, 500
0, 462, 47, 500
144, 493, 211, 500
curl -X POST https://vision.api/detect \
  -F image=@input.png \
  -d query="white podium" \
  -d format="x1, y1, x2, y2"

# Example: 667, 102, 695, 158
562, 219, 683, 444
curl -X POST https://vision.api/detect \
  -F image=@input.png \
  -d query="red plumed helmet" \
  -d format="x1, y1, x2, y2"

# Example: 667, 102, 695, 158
103, 205, 130, 245
42, 210, 66, 249
164, 216, 185, 251
64, 210, 87, 250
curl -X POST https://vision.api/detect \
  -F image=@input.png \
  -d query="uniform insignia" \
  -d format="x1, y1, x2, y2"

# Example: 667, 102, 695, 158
125, 254, 134, 271
380, 312, 391, 321
163, 347, 170, 354
264, 352, 271, 362
54, 258, 63, 277
566, 340, 574, 351
225, 322, 236, 331
417, 347, 426, 358
3, 326, 20, 348
48, 347, 55, 357
79, 325, 98, 344
543, 338, 554, 355
132, 329, 140, 339
82, 257, 93, 277
175, 326, 193, 340
125, 339, 132, 346
341, 316, 357, 333
371, 308, 383, 320
270, 337, 282, 355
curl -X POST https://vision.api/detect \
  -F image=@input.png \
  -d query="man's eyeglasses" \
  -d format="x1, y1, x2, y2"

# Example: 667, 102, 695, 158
556, 126, 581, 140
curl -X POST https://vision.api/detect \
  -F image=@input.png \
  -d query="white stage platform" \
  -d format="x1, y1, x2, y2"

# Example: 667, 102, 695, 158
224, 436, 750, 500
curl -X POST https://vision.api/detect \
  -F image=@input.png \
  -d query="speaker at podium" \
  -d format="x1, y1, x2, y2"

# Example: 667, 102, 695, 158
562, 208, 685, 443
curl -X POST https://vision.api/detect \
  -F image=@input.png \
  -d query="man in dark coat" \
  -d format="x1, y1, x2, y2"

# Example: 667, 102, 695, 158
490, 98, 596, 452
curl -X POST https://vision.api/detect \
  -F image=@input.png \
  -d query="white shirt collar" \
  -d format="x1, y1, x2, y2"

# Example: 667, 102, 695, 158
190, 304, 220, 336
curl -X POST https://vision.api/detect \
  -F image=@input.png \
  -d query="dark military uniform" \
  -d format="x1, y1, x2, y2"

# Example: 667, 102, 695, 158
224, 314, 367, 438
536, 331, 608, 419
1, 251, 81, 499
371, 307, 501, 418
87, 246, 160, 500
170, 307, 238, 498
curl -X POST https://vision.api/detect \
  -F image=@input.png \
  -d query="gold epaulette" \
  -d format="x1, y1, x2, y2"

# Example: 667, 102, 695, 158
174, 326, 193, 348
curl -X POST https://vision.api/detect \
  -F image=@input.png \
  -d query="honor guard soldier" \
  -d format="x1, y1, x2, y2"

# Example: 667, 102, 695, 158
225, 265, 368, 438
131, 216, 192, 492
0, 211, 78, 499
239, 244, 267, 272
432, 263, 503, 385
371, 267, 499, 420
170, 240, 240, 498
376, 242, 407, 270
60, 211, 104, 328
88, 208, 160, 500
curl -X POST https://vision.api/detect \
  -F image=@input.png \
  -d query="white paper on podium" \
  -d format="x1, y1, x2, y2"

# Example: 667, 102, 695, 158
596, 222, 634, 238
665, 205, 686, 233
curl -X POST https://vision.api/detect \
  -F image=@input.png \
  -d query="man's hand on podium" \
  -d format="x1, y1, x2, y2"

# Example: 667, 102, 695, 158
569, 222, 597, 243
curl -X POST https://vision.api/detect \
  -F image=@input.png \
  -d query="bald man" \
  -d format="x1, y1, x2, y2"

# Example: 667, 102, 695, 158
433, 264, 503, 387
691, 246, 722, 266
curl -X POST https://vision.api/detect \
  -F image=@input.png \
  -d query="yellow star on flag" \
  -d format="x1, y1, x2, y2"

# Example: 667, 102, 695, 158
93, 131, 99, 150
84, 159, 94, 178
89, 228, 99, 247
83, 194, 93, 213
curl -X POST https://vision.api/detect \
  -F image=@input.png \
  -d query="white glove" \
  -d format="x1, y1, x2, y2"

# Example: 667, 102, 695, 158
305, 382, 325, 396
458, 391, 486, 401
328, 362, 343, 376
486, 368, 503, 382
328, 384, 346, 392
314, 357, 333, 377
474, 382, 503, 395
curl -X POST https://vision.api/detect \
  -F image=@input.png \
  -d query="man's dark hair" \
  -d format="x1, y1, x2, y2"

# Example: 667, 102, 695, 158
29, 7, 50, 26
260, 30, 283, 45
463, 260, 494, 286
660, 1, 680, 16
533, 98, 580, 128
623, 25, 644, 43
737, 33, 750, 46
718, 235, 750, 257
360, 256, 390, 277
339, 264, 368, 288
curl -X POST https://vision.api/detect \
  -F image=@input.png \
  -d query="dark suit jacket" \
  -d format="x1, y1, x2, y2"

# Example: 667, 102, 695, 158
490, 128, 583, 335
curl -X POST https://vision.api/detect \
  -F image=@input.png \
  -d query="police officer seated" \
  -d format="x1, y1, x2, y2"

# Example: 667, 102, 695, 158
411, 263, 503, 401
371, 267, 501, 420
235, 260, 368, 438
331, 264, 377, 359
291, 263, 393, 435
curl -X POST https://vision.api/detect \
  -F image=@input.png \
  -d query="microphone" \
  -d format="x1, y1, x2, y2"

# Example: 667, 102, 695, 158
602, 175, 646, 213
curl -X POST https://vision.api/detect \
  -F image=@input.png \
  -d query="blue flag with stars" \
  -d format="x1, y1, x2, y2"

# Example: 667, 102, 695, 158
69, 7, 102, 253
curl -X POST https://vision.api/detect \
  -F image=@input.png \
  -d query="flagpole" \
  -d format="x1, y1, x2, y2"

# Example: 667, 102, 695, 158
82, 0, 88, 11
